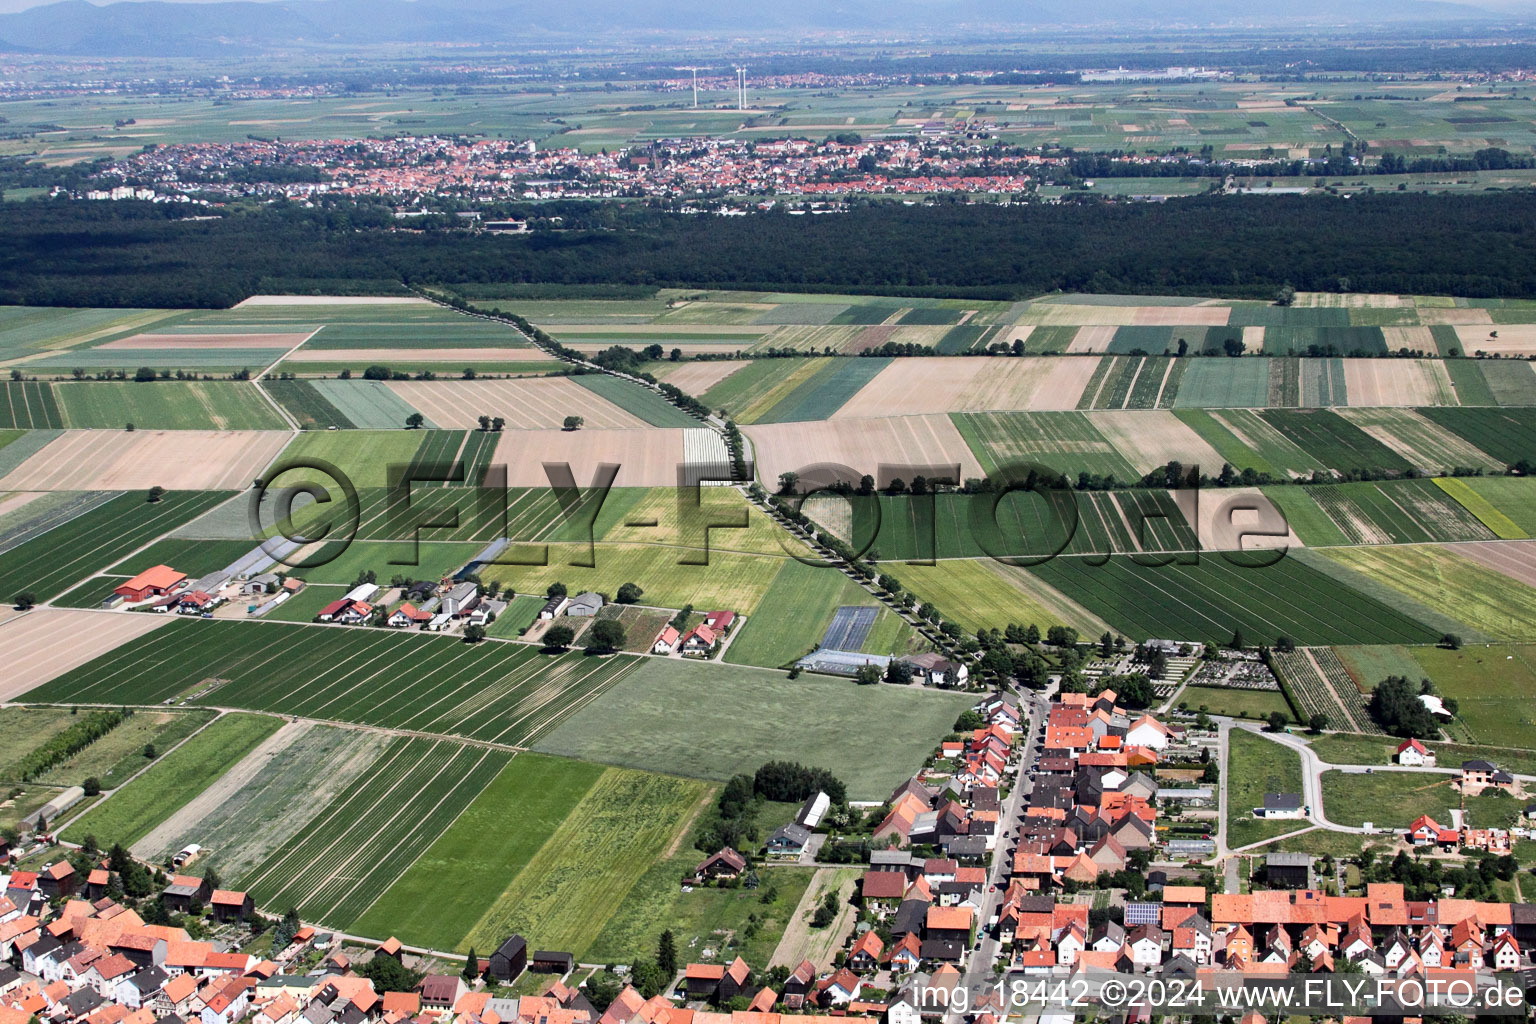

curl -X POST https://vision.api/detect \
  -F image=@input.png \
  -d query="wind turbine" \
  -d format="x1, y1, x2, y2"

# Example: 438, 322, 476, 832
675, 66, 706, 108
734, 65, 747, 111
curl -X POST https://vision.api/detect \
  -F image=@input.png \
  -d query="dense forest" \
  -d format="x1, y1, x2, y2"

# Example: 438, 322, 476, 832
2, 193, 1535, 308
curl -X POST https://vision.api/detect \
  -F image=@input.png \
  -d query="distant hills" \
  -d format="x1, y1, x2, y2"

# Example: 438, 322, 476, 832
0, 0, 1515, 57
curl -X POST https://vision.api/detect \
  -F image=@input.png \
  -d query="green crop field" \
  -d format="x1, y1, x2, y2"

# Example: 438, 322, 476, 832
1419, 407, 1536, 467
533, 658, 971, 800
1338, 407, 1505, 473
260, 380, 357, 430
63, 712, 281, 847
307, 381, 426, 430
302, 320, 529, 349
892, 557, 1111, 636
1444, 360, 1498, 406
0, 307, 176, 358
1434, 476, 1536, 537
0, 381, 64, 428
1173, 409, 1272, 476
1306, 479, 1495, 545
1226, 728, 1307, 848
724, 559, 879, 669
1478, 361, 1536, 407
1410, 644, 1536, 748
240, 736, 509, 928
699, 359, 789, 417
1319, 545, 1536, 641
53, 382, 287, 430
751, 357, 890, 423
463, 767, 707, 957
1258, 409, 1412, 473
106, 538, 259, 579
28, 619, 642, 747
1333, 644, 1428, 690
272, 430, 430, 488
297, 539, 482, 586
952, 411, 1141, 481
571, 374, 700, 427
1173, 359, 1272, 409
1259, 487, 1350, 546
1025, 552, 1440, 647
353, 753, 606, 949
1200, 410, 1327, 476
0, 489, 234, 601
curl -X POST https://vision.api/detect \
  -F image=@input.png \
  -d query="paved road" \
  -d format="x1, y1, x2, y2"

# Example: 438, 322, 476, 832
948, 689, 1049, 1023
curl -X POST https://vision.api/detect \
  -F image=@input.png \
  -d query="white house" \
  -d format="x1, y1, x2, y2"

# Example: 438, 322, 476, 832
1395, 738, 1435, 767
1125, 715, 1172, 750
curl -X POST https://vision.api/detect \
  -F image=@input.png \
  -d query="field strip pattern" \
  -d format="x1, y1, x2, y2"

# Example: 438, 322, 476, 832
25, 619, 640, 746
0, 609, 168, 701
239, 736, 510, 927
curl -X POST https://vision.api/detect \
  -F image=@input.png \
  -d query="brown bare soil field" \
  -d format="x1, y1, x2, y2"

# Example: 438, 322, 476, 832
850, 325, 897, 353
1343, 358, 1454, 406
1419, 308, 1494, 326
653, 360, 751, 393
489, 428, 686, 486
101, 333, 311, 350
1086, 410, 1225, 475
232, 295, 428, 307
286, 347, 556, 362
744, 414, 982, 487
1242, 326, 1267, 353
1192, 486, 1303, 551
1028, 358, 1103, 411
831, 358, 1052, 418
1443, 540, 1536, 588
0, 609, 168, 700
1132, 305, 1232, 326
555, 324, 765, 336
1068, 326, 1119, 353
1453, 324, 1536, 357
1003, 325, 1037, 348
386, 378, 648, 430
0, 430, 291, 491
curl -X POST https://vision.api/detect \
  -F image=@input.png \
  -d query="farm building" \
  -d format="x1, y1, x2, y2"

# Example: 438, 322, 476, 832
529, 951, 574, 975
242, 573, 281, 596
797, 648, 891, 677
388, 603, 434, 628
209, 890, 254, 923
539, 596, 569, 620
898, 653, 967, 687
488, 935, 527, 981
680, 623, 718, 653
702, 610, 736, 633
566, 592, 604, 617
114, 565, 187, 603
766, 823, 812, 856
1264, 852, 1314, 889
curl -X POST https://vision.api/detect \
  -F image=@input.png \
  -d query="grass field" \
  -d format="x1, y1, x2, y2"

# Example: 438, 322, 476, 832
1226, 729, 1307, 848
1316, 545, 1536, 641
1310, 732, 1536, 778
1319, 770, 1520, 830
724, 559, 878, 669
240, 736, 509, 928
462, 767, 708, 957
54, 382, 287, 430
62, 712, 281, 847
0, 707, 212, 787
1176, 685, 1295, 723
352, 753, 606, 949
1409, 644, 1536, 748
1333, 644, 1427, 690
1025, 552, 1440, 647
532, 658, 972, 800
28, 619, 642, 747
1478, 361, 1536, 407
483, 543, 791, 616
0, 490, 234, 601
